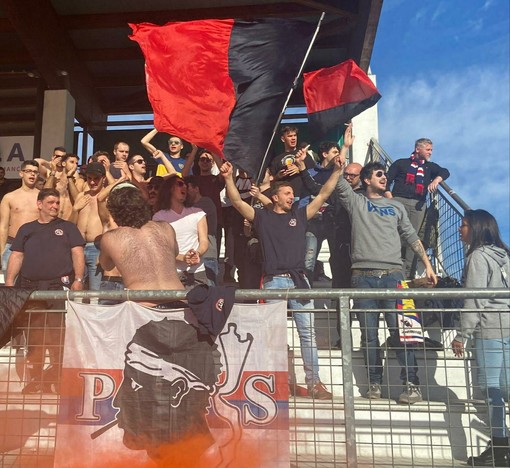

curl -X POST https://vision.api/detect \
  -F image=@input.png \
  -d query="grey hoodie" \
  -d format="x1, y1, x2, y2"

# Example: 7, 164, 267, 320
456, 245, 510, 340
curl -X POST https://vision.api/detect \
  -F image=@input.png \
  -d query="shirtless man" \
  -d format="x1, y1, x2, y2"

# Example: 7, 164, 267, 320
35, 146, 67, 179
99, 186, 184, 301
72, 162, 107, 291
0, 160, 40, 273
45, 154, 84, 220
110, 142, 130, 180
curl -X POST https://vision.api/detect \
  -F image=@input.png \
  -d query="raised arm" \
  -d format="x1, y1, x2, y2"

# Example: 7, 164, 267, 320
141, 128, 159, 154
220, 162, 255, 222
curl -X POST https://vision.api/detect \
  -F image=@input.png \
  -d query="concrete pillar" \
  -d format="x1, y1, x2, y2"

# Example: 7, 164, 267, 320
40, 89, 75, 159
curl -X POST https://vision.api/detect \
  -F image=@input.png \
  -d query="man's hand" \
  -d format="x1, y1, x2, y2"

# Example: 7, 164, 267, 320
451, 339, 464, 358
343, 123, 354, 148
152, 149, 164, 160
428, 177, 442, 193
98, 155, 110, 169
73, 194, 91, 211
185, 249, 200, 266
425, 265, 438, 286
220, 161, 234, 179
332, 155, 345, 172
71, 280, 84, 291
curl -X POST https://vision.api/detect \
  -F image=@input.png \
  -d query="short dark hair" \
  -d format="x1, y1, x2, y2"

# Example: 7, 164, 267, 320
318, 141, 340, 160
62, 154, 79, 163
21, 160, 39, 170
53, 146, 66, 153
269, 180, 293, 199
280, 125, 298, 136
89, 151, 110, 163
360, 162, 385, 190
38, 188, 59, 201
107, 187, 151, 228
127, 154, 144, 165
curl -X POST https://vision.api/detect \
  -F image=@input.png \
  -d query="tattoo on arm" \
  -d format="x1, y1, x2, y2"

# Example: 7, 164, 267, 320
410, 239, 427, 260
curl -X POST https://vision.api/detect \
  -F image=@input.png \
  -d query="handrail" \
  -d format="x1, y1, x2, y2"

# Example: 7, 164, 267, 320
28, 288, 510, 302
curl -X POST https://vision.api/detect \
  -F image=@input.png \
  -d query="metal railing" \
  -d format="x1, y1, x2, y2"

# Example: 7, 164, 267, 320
366, 138, 470, 281
1, 287, 508, 467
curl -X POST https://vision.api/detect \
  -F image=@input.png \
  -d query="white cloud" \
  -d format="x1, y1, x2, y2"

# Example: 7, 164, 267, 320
377, 65, 510, 242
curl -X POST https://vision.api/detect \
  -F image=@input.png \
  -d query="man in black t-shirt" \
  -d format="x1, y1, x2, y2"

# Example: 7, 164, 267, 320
5, 188, 85, 394
221, 157, 344, 400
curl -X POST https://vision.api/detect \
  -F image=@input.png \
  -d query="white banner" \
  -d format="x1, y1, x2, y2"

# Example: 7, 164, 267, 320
54, 300, 289, 467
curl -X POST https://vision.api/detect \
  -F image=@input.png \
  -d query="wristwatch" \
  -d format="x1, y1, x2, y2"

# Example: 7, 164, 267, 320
74, 277, 84, 283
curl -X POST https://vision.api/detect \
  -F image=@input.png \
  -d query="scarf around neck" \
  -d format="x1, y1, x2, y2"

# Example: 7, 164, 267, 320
405, 153, 426, 195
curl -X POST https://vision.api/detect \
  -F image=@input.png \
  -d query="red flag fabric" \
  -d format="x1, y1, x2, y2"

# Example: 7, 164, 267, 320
303, 59, 381, 138
130, 19, 316, 177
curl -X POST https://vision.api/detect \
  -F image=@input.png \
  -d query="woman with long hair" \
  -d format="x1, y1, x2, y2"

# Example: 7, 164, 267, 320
452, 209, 510, 466
153, 175, 209, 289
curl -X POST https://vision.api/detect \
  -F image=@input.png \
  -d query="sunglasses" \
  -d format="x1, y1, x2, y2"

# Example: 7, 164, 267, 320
344, 172, 360, 178
374, 170, 386, 178
199, 157, 212, 162
132, 159, 144, 164
168, 140, 181, 145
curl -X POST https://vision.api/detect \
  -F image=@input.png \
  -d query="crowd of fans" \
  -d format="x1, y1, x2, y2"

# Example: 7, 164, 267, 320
0, 123, 508, 463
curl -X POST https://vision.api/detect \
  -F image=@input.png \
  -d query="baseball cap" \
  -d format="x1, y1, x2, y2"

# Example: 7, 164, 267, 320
85, 162, 106, 176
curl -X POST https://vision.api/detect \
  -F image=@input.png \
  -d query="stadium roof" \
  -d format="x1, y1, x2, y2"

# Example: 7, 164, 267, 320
0, 0, 382, 136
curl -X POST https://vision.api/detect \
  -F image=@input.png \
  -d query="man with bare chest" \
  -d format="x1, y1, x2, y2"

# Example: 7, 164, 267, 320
45, 154, 85, 220
99, 186, 184, 305
72, 162, 107, 291
0, 161, 40, 273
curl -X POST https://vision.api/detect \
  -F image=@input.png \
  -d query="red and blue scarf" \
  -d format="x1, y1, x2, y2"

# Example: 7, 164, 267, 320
405, 153, 426, 195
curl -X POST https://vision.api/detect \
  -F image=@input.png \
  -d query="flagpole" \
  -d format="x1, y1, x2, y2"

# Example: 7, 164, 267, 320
255, 12, 326, 184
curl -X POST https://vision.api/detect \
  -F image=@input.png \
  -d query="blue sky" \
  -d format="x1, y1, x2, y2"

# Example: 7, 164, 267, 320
371, 0, 510, 244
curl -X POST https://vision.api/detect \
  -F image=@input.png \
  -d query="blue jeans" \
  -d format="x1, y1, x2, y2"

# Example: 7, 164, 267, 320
99, 280, 125, 305
203, 257, 219, 286
352, 270, 419, 385
304, 217, 335, 284
84, 243, 101, 291
474, 337, 510, 438
263, 274, 320, 386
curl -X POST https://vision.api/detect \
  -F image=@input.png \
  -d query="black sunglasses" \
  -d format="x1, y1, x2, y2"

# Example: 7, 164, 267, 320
374, 170, 386, 178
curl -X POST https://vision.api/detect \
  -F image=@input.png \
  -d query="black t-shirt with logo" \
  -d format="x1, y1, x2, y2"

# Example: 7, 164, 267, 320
253, 205, 307, 275
11, 218, 85, 280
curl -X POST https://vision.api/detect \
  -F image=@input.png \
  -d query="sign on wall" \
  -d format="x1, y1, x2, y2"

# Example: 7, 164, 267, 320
0, 136, 34, 178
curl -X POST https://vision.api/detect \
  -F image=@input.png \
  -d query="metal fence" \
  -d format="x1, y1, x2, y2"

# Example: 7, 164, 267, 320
366, 139, 470, 282
0, 288, 508, 468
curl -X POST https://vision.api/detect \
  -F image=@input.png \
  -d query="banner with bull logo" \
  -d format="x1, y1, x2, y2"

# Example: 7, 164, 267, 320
54, 300, 289, 467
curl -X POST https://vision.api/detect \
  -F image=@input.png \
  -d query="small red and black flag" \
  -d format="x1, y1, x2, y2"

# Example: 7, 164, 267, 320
303, 59, 381, 139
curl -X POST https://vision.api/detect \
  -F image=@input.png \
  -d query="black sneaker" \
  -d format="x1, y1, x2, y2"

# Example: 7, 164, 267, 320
307, 382, 332, 400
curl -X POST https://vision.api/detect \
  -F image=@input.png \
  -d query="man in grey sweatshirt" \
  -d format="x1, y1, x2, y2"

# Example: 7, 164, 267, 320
334, 160, 437, 404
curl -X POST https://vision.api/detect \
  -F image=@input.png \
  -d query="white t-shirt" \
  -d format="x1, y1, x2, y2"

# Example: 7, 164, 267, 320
153, 206, 206, 273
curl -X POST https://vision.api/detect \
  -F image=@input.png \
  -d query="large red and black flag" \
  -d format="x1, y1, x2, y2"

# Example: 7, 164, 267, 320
130, 19, 316, 177
303, 59, 381, 139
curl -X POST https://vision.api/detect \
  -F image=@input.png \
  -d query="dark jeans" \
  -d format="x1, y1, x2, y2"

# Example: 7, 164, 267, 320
352, 270, 419, 385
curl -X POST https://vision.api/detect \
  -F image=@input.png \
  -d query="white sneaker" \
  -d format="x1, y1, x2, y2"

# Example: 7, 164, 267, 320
398, 382, 422, 404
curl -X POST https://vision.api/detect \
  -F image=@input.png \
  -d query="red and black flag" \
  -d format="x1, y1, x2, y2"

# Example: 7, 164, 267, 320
303, 59, 381, 139
130, 19, 316, 177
